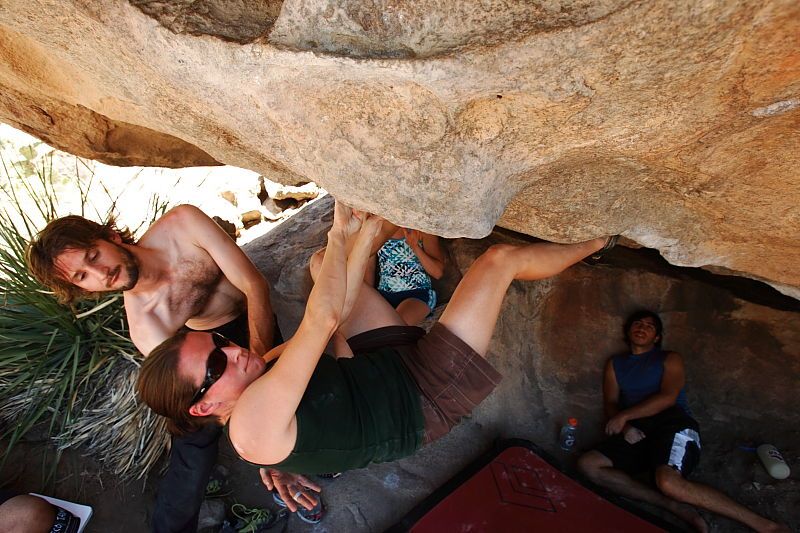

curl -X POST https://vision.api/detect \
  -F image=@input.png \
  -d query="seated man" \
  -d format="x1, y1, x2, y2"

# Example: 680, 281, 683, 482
26, 206, 281, 532
137, 201, 610, 487
577, 310, 786, 533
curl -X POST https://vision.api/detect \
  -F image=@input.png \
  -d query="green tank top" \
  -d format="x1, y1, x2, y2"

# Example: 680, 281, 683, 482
235, 348, 425, 474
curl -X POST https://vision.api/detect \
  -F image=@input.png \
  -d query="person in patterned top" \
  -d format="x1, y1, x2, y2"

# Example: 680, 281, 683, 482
366, 226, 445, 326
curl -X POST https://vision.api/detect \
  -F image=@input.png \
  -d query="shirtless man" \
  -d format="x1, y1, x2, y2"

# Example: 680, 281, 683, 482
27, 205, 274, 356
26, 205, 281, 533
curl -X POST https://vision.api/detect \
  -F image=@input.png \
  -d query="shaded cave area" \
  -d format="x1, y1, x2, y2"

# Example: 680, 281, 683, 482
129, 0, 284, 43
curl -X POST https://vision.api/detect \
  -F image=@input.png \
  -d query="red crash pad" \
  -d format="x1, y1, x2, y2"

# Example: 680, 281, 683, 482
406, 444, 665, 533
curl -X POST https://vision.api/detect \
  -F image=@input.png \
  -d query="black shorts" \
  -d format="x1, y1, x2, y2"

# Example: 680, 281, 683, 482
595, 406, 701, 477
188, 313, 284, 349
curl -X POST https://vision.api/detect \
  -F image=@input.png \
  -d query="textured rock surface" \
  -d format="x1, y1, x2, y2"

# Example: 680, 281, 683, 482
0, 0, 798, 296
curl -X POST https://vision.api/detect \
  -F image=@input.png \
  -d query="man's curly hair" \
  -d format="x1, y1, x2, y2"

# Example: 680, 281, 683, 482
26, 215, 136, 304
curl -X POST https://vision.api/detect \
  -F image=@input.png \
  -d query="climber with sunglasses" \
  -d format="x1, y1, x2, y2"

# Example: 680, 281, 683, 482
137, 200, 611, 500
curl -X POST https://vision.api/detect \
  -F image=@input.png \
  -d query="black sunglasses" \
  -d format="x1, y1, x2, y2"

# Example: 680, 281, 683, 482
189, 332, 230, 405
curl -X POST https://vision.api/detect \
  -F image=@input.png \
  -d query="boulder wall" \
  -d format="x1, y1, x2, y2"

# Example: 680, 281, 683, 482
0, 0, 798, 297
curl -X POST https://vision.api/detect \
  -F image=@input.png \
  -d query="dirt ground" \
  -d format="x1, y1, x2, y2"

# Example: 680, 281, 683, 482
3, 408, 797, 533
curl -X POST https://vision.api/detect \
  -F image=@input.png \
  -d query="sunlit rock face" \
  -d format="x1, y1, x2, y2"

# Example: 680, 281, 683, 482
0, 1, 798, 296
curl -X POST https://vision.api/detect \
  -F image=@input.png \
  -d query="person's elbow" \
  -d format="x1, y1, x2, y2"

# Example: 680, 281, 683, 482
244, 275, 270, 298
427, 260, 445, 280
661, 391, 680, 407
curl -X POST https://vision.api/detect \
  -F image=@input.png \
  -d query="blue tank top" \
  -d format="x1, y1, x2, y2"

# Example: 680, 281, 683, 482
612, 348, 691, 416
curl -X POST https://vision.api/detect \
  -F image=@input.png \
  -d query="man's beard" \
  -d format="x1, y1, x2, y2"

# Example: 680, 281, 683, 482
116, 244, 140, 291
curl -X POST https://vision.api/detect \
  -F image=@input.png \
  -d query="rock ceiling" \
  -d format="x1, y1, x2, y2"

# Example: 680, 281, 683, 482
0, 0, 798, 297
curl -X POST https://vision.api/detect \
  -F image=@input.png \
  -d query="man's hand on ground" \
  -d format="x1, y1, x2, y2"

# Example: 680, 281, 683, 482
623, 425, 646, 444
259, 468, 321, 512
605, 413, 628, 435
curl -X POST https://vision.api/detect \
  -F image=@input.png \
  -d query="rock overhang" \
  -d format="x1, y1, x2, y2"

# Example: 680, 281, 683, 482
0, 0, 797, 297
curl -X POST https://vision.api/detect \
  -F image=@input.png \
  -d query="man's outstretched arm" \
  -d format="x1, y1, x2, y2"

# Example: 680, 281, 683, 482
176, 205, 275, 355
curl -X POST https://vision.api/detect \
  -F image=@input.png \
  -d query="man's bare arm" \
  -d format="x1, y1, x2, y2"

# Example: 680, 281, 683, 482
174, 205, 275, 355
602, 357, 621, 419
126, 304, 173, 356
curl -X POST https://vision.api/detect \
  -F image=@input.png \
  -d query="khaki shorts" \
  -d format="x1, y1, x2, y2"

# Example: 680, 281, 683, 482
347, 323, 503, 444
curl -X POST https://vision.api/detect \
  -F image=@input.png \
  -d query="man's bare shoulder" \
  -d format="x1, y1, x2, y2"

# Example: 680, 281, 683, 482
139, 205, 208, 242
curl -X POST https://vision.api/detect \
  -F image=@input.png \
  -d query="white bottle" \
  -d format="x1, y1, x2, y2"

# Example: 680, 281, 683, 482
756, 444, 790, 480
559, 418, 579, 452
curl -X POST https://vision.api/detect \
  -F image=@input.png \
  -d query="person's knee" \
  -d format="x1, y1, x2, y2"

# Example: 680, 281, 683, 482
475, 244, 515, 270
309, 248, 325, 281
0, 494, 57, 533
655, 466, 686, 500
577, 451, 609, 481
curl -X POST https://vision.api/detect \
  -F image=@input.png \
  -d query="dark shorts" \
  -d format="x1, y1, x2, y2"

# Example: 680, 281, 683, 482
595, 407, 701, 478
187, 312, 284, 349
378, 288, 437, 312
347, 323, 503, 444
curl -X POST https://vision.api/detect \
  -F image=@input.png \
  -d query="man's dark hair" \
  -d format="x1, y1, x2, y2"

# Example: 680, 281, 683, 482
136, 330, 221, 436
623, 309, 664, 346
25, 215, 136, 304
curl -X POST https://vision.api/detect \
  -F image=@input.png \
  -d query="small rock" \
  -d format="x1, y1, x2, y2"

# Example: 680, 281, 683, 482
272, 182, 320, 201
219, 190, 236, 206
241, 209, 263, 228
197, 499, 226, 533
262, 198, 285, 220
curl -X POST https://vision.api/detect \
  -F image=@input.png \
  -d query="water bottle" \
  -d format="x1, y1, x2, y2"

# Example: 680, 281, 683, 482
559, 418, 579, 451
757, 444, 790, 479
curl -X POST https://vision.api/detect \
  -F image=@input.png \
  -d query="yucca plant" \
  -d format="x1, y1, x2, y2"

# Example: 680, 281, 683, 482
0, 150, 169, 482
